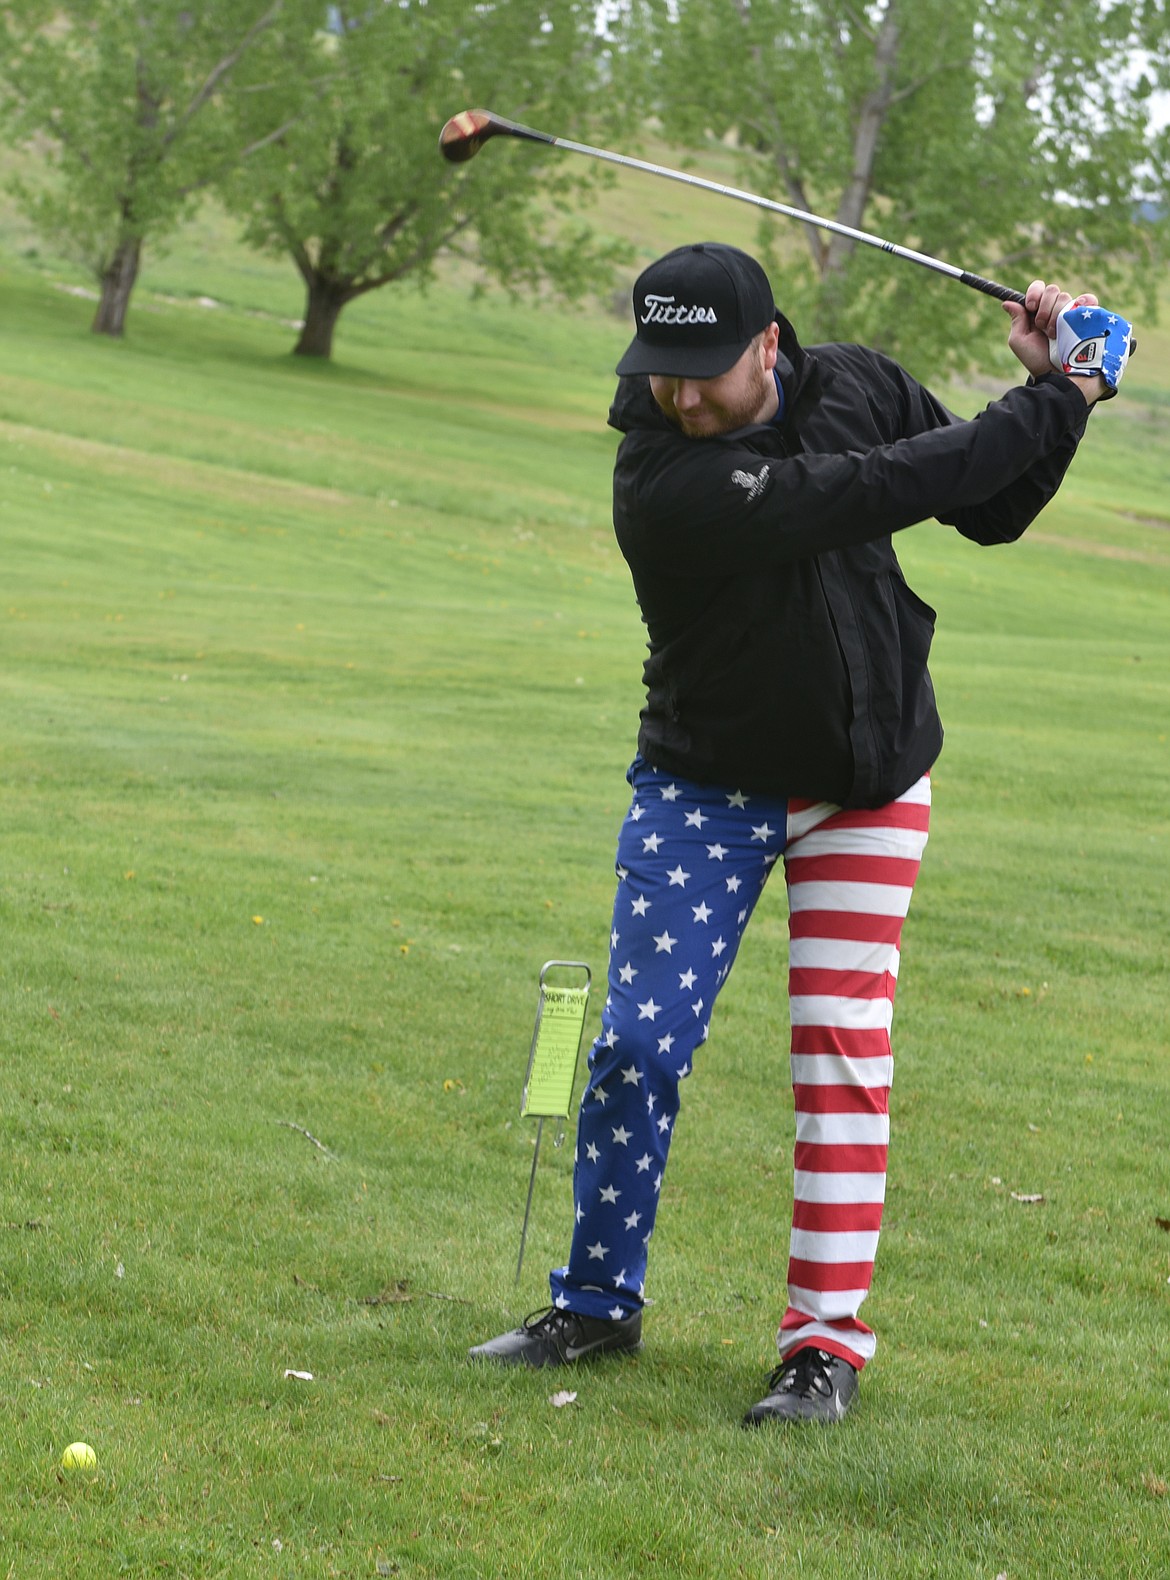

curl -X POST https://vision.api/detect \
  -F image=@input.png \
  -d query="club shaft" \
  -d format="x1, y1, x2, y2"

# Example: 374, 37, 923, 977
531, 127, 1025, 306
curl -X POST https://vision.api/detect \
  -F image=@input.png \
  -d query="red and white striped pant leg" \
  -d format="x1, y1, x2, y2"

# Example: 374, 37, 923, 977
777, 774, 931, 1370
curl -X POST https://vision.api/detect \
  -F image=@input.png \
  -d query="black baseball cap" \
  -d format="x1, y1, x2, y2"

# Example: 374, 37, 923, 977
615, 243, 776, 379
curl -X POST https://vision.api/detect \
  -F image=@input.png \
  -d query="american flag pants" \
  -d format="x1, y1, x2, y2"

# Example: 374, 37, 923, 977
548, 758, 930, 1370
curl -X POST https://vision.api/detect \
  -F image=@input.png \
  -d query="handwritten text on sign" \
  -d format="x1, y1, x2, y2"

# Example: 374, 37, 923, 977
521, 987, 589, 1118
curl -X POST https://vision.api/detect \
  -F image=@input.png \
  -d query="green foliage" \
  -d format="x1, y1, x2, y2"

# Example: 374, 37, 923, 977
220, 0, 633, 356
639, 0, 1170, 377
0, 0, 302, 330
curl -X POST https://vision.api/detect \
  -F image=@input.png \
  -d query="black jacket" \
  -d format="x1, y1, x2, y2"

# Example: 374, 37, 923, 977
608, 313, 1092, 808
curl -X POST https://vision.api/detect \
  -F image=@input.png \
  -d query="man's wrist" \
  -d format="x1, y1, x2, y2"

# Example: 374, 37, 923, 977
1030, 369, 1107, 406
1071, 373, 1107, 406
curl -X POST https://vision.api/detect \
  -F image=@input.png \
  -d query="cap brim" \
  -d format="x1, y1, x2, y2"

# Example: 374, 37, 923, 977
615, 334, 752, 379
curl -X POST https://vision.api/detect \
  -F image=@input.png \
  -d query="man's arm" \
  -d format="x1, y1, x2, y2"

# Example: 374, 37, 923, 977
944, 280, 1123, 545
614, 375, 1093, 576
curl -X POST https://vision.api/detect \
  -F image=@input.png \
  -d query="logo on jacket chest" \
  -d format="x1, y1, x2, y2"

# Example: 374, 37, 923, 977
730, 464, 770, 501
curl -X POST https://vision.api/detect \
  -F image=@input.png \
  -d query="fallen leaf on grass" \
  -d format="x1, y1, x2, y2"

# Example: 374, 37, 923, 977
549, 1390, 577, 1408
1154, 1217, 1170, 1233
1010, 1192, 1045, 1204
361, 1281, 413, 1306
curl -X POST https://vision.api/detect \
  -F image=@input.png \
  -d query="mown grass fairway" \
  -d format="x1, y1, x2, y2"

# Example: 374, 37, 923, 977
2, 207, 1169, 1579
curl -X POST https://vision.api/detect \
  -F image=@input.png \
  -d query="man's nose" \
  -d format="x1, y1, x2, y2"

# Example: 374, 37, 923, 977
675, 379, 703, 411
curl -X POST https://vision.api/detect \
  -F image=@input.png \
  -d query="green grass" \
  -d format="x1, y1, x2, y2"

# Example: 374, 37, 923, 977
2, 187, 1170, 1578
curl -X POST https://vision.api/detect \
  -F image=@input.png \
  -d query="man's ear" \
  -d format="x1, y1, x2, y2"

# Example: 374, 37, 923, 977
761, 320, 780, 371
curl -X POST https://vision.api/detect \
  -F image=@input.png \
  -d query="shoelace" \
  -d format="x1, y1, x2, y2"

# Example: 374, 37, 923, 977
523, 1305, 568, 1335
765, 1347, 835, 1399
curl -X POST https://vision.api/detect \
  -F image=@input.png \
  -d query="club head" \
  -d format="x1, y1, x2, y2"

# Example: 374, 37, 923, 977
438, 109, 497, 164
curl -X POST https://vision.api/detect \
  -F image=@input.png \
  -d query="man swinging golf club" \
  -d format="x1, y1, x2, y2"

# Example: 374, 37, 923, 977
471, 242, 1133, 1424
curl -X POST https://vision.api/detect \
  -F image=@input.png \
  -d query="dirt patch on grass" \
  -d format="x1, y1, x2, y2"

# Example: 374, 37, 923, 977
1113, 509, 1170, 531
1028, 531, 1170, 567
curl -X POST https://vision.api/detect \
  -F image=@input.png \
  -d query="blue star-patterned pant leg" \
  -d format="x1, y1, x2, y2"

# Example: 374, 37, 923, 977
549, 758, 788, 1321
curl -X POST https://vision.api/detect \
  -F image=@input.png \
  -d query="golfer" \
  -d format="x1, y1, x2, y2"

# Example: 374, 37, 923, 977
472, 243, 1131, 1423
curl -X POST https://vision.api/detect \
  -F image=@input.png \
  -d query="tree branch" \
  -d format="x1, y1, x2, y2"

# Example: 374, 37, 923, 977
727, 0, 827, 271
173, 114, 299, 200
237, 114, 299, 162
267, 193, 317, 286
163, 0, 284, 149
378, 201, 420, 247
887, 58, 965, 107
825, 1, 900, 276
44, 109, 96, 175
347, 213, 475, 300
836, 1, 879, 47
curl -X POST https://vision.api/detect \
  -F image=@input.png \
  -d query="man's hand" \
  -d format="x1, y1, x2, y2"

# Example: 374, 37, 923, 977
1053, 302, 1134, 398
1003, 280, 1106, 403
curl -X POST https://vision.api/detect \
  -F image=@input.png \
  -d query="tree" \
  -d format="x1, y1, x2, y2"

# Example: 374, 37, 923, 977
639, 0, 1170, 375
0, 0, 307, 337
221, 0, 631, 359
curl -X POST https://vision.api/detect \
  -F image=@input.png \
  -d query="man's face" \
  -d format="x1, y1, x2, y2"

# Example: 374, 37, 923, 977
649, 321, 780, 438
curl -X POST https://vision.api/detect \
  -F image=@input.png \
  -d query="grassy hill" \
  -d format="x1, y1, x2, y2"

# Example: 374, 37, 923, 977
1, 161, 1169, 1578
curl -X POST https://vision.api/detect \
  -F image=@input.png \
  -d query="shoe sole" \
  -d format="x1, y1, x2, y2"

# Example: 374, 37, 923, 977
468, 1338, 642, 1368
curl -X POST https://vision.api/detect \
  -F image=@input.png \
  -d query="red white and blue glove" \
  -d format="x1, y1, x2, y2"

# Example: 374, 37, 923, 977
1051, 303, 1134, 395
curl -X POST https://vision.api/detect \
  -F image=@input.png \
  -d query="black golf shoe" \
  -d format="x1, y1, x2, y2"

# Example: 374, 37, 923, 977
743, 1346, 859, 1426
469, 1305, 642, 1368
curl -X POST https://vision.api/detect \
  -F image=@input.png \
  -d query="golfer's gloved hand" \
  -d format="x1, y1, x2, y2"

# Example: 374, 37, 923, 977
1050, 303, 1134, 396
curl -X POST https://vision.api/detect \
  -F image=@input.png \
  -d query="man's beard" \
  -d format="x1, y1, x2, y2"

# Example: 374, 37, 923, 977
663, 362, 773, 438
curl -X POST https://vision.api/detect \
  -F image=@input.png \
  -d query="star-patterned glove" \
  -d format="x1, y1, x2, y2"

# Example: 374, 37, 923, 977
1051, 303, 1134, 396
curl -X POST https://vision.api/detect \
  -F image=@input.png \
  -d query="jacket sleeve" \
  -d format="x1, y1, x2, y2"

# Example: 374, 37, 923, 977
939, 374, 1090, 545
614, 376, 1091, 576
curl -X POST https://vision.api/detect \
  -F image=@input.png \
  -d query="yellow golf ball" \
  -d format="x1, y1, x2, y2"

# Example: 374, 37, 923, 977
61, 1442, 96, 1471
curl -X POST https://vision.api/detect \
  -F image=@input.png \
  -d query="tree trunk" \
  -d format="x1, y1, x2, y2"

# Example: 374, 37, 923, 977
91, 236, 143, 337
824, 7, 901, 283
293, 278, 351, 358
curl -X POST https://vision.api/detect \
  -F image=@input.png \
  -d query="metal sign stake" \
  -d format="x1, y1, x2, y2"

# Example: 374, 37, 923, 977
514, 960, 591, 1284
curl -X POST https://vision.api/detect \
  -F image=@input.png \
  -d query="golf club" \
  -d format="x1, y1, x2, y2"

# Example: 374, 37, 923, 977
439, 108, 1027, 306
